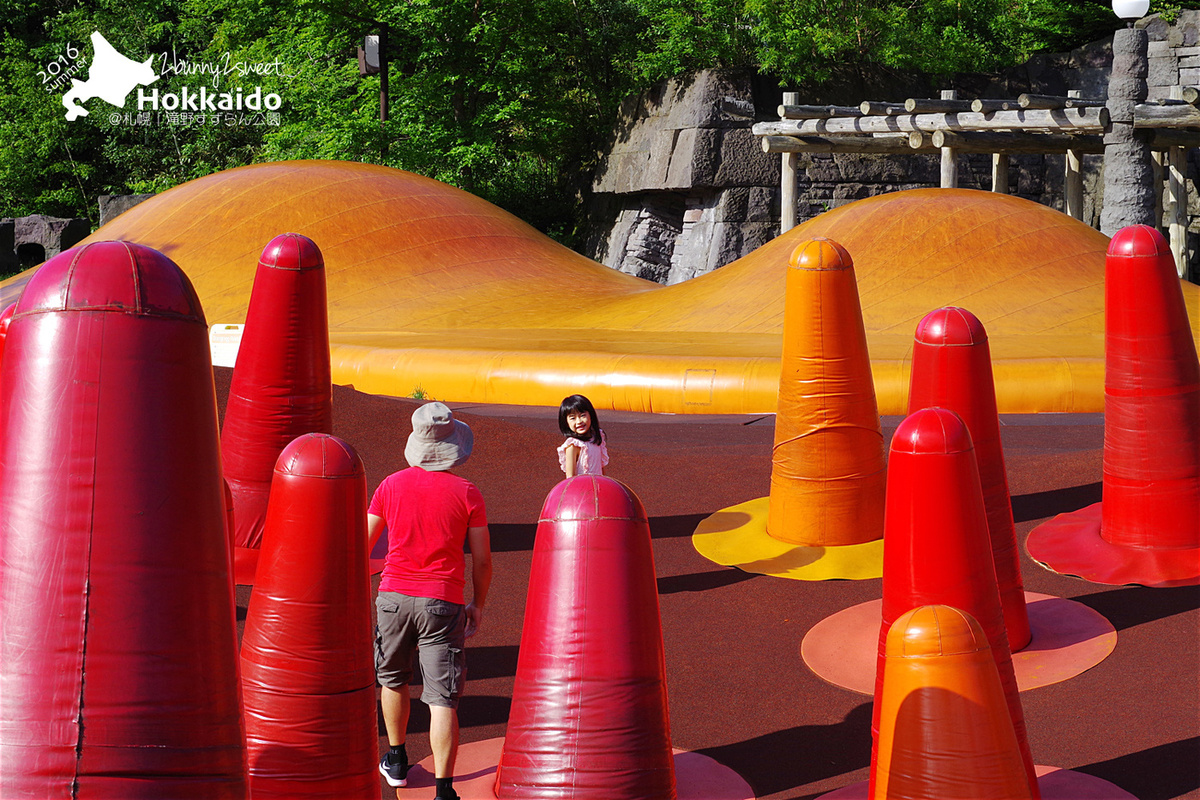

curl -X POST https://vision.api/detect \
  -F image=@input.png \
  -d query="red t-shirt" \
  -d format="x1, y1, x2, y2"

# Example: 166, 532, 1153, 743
368, 467, 487, 604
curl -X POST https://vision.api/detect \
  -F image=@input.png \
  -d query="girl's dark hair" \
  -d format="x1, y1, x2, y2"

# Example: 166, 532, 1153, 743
558, 394, 602, 444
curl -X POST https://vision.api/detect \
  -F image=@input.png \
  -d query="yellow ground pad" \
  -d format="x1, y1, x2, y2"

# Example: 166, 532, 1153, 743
692, 496, 885, 581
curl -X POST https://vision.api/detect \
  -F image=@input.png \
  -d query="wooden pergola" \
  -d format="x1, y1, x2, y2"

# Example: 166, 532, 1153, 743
755, 89, 1200, 277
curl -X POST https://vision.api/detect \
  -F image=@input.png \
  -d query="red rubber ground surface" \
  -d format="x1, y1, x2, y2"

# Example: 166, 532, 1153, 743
219, 371, 1199, 800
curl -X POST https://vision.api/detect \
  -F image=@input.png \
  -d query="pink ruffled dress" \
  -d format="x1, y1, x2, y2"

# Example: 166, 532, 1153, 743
557, 430, 609, 476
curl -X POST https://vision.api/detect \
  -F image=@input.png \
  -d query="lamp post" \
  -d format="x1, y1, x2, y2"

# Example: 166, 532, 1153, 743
307, 1, 389, 160
1100, 0, 1154, 236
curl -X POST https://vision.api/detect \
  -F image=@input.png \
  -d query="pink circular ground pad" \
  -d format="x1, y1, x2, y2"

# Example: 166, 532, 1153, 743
392, 737, 755, 800
801, 592, 1116, 694
818, 764, 1137, 799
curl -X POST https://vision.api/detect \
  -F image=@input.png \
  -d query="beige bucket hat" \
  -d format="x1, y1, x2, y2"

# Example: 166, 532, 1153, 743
405, 402, 473, 471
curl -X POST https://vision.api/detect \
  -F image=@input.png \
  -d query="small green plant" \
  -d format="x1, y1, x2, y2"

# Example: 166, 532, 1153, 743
409, 386, 430, 400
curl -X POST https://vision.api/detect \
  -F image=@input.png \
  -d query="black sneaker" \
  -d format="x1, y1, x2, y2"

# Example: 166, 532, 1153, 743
379, 752, 409, 787
434, 789, 460, 800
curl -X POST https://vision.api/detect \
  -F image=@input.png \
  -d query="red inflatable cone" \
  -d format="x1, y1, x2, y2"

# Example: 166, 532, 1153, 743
909, 307, 1031, 649
221, 233, 332, 583
1027, 225, 1195, 587
871, 408, 1038, 798
1028, 225, 1200, 586
241, 433, 376, 800
0, 241, 246, 799
872, 606, 1034, 800
0, 301, 15, 364
495, 475, 676, 799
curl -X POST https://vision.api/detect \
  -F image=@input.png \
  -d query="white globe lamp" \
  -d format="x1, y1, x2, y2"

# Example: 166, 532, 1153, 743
1112, 0, 1150, 20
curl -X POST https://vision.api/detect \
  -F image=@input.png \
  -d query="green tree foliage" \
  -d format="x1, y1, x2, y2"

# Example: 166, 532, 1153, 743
2, 0, 1197, 244
653, 0, 1196, 86
1, 0, 646, 244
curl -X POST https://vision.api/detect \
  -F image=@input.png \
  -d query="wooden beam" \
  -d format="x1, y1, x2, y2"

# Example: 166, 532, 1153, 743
1134, 102, 1200, 127
1148, 128, 1200, 148
761, 134, 931, 154
930, 129, 1104, 153
972, 99, 1020, 113
907, 97, 975, 113
753, 107, 1108, 136
779, 104, 862, 119
859, 101, 907, 115
907, 131, 931, 149
1019, 93, 1106, 109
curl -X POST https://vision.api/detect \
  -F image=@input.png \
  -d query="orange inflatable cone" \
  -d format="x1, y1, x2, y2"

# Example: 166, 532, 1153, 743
908, 307, 1031, 649
240, 434, 376, 800
768, 237, 885, 546
872, 605, 1034, 800
1027, 225, 1200, 586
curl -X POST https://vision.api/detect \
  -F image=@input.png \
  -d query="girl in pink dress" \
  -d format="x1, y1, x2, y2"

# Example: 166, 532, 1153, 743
557, 394, 609, 478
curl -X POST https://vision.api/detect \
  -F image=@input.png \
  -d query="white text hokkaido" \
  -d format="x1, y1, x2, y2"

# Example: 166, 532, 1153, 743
137, 85, 282, 112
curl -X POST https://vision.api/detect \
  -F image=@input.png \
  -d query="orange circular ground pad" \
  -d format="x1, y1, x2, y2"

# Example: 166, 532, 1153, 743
817, 765, 1138, 799
800, 592, 1116, 694
392, 737, 754, 800
692, 496, 885, 581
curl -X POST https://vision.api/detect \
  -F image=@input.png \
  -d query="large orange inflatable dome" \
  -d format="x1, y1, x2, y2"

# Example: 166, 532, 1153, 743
3, 160, 1195, 413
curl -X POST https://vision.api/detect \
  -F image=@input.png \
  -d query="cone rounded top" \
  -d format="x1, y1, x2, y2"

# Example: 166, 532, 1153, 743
915, 306, 987, 346
259, 232, 324, 271
891, 407, 974, 456
539, 474, 646, 524
15, 240, 203, 322
1107, 224, 1169, 258
789, 237, 853, 271
887, 605, 990, 658
0, 302, 15, 334
274, 433, 363, 478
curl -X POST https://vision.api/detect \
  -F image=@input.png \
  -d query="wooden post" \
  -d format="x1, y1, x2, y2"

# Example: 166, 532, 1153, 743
1168, 86, 1188, 278
781, 91, 798, 233
1065, 90, 1084, 219
1168, 145, 1187, 278
1153, 150, 1165, 227
940, 90, 958, 188
992, 154, 1009, 194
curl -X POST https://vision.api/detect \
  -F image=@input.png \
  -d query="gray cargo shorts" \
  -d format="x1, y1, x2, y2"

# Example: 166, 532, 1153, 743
375, 591, 467, 709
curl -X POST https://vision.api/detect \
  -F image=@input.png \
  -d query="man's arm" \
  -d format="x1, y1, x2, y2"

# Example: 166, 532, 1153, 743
464, 524, 492, 638
367, 513, 386, 550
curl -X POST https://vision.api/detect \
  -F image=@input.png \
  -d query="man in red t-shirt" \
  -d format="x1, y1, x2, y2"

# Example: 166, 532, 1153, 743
367, 402, 492, 800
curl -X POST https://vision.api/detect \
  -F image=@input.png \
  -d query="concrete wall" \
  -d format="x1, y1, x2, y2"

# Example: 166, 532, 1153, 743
0, 215, 90, 274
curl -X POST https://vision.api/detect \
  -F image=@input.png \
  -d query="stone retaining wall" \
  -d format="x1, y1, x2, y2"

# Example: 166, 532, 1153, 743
587, 12, 1200, 283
